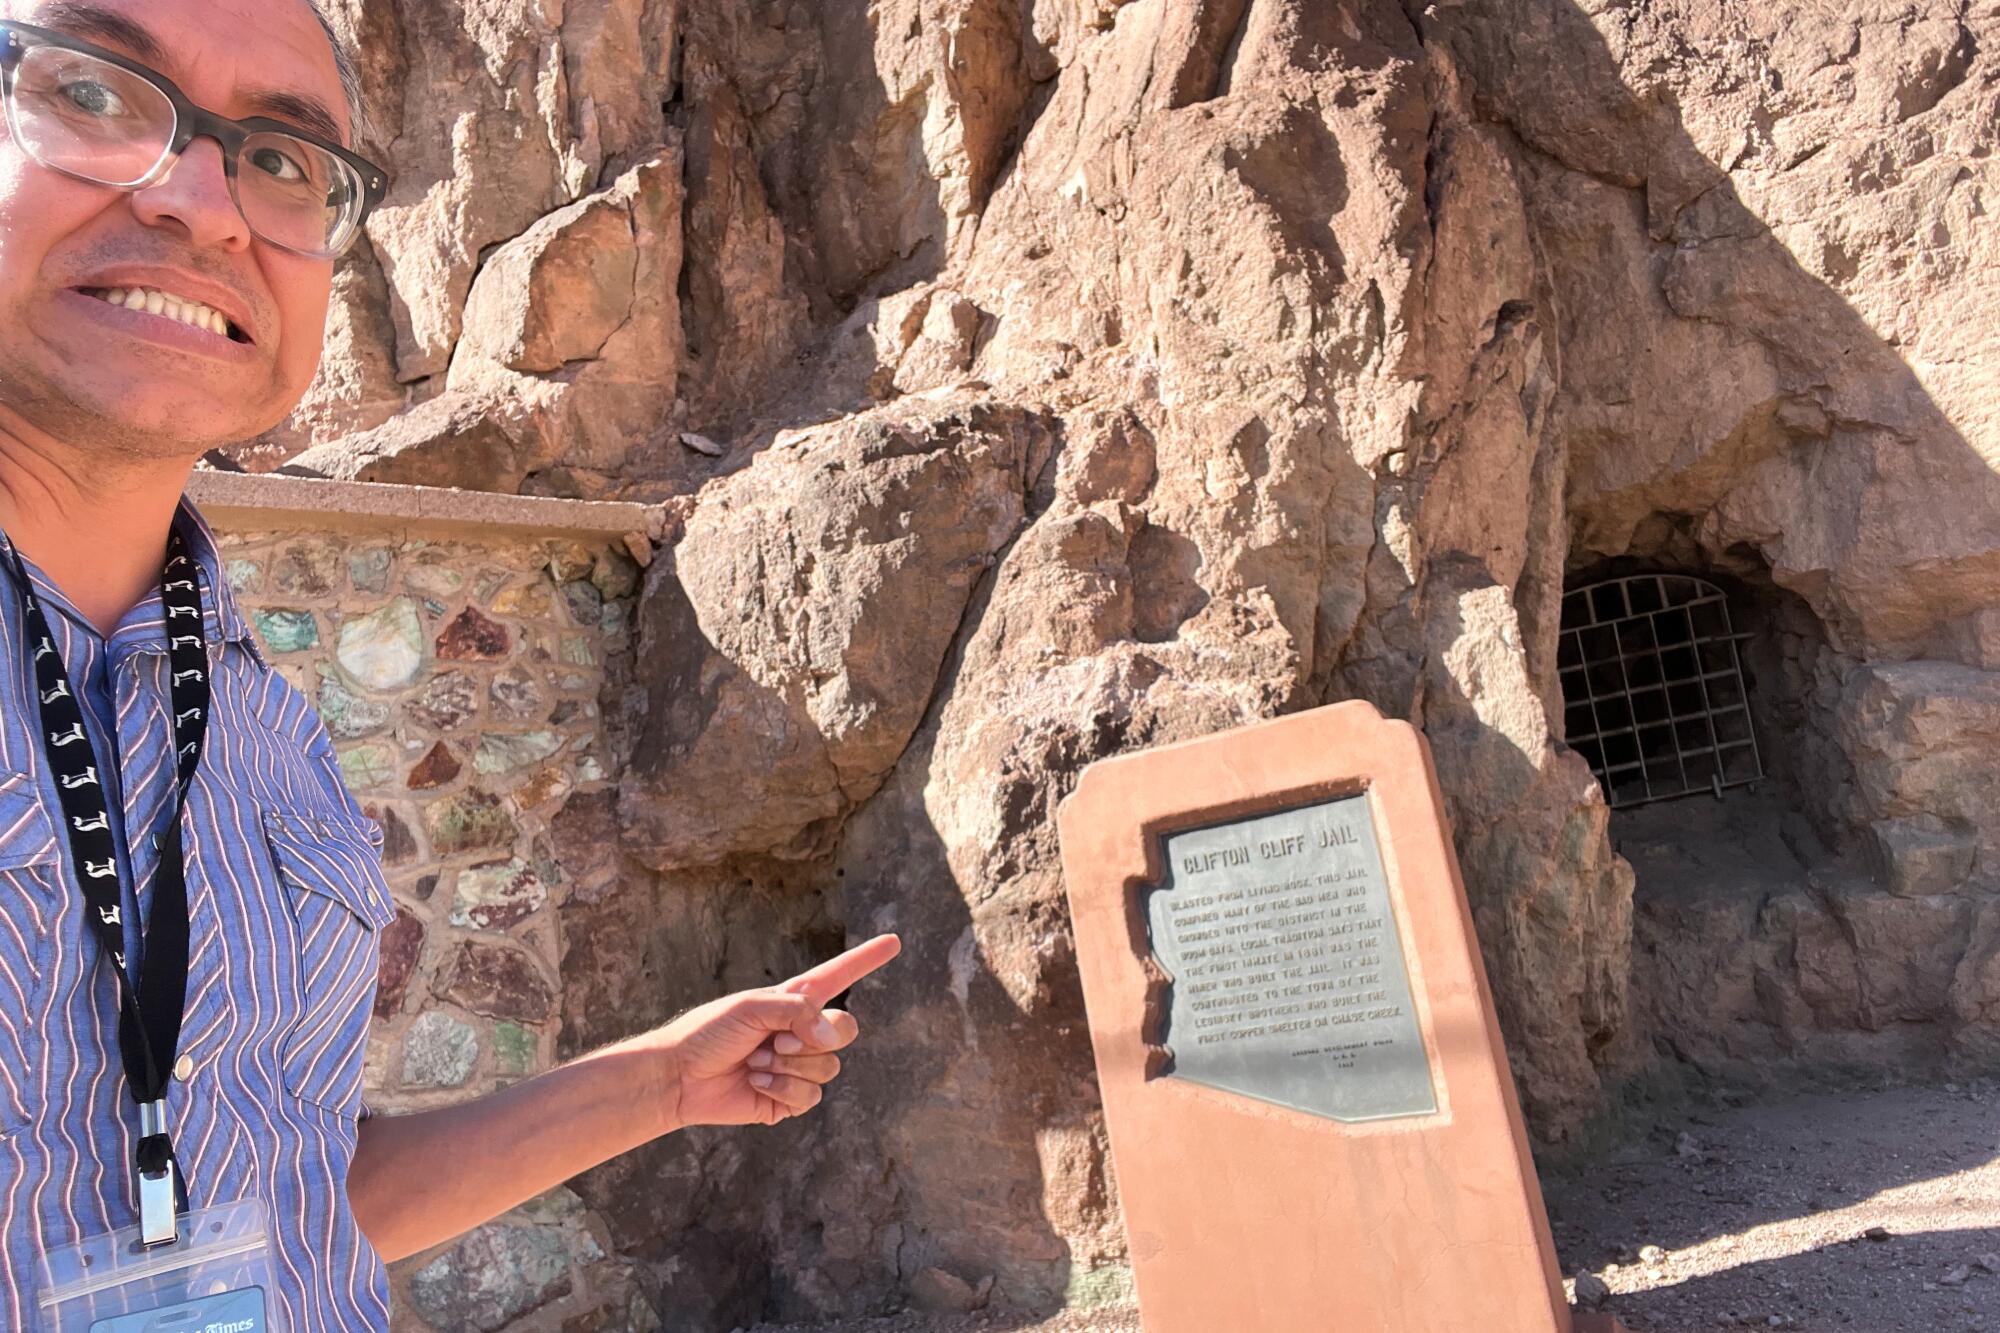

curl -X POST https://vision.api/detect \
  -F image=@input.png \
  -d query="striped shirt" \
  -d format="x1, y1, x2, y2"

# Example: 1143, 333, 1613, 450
0, 504, 392, 1330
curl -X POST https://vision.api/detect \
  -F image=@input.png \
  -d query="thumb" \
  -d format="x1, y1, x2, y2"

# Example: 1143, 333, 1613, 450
728, 991, 830, 1046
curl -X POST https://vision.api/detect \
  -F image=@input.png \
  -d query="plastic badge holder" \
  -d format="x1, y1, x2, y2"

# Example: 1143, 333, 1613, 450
35, 1198, 281, 1332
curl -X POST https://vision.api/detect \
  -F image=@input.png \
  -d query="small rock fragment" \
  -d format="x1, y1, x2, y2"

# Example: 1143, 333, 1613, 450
407, 741, 462, 790
436, 606, 512, 660
1639, 1244, 1667, 1265
1572, 1271, 1611, 1310
337, 599, 426, 690
402, 1011, 478, 1088
1975, 1252, 2000, 1274
1943, 1265, 1972, 1287
910, 1266, 986, 1314
1864, 1226, 1891, 1241
679, 430, 725, 457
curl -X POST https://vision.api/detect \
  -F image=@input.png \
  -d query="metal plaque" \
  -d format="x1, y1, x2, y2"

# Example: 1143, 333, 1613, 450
1143, 793, 1438, 1123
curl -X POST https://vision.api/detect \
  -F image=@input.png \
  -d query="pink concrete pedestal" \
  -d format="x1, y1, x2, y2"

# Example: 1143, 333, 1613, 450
1057, 701, 1572, 1333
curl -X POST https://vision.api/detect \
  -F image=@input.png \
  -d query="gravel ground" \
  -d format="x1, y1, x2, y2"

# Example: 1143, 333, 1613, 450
742, 1309, 1142, 1333
1544, 1080, 2000, 1331
745, 1080, 1999, 1332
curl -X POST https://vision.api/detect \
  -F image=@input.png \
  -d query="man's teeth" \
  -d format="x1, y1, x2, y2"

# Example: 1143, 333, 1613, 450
92, 287, 233, 338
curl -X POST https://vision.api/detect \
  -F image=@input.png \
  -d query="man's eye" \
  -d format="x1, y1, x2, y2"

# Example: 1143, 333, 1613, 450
248, 146, 308, 184
57, 79, 126, 118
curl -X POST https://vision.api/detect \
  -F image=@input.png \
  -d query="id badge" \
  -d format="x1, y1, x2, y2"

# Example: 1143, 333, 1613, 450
35, 1199, 282, 1333
88, 1286, 267, 1333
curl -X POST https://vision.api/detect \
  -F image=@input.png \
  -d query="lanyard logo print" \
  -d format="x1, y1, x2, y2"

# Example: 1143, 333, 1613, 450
2, 528, 210, 1245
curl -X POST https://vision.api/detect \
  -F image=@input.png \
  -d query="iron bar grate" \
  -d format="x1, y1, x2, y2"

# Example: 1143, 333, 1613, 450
1558, 574, 1764, 810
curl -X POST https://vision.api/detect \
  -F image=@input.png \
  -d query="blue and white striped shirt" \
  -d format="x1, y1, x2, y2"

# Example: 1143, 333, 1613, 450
0, 504, 392, 1330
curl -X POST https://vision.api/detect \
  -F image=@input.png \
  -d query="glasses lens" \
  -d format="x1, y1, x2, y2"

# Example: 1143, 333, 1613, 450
235, 131, 361, 257
9, 45, 175, 187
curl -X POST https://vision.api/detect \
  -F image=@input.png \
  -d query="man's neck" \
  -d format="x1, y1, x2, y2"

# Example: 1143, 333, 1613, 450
0, 415, 194, 637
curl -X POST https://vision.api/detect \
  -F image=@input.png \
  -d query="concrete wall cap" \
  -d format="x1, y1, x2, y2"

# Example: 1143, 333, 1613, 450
187, 471, 664, 546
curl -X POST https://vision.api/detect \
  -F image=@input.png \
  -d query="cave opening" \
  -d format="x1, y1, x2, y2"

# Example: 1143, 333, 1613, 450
1556, 546, 1923, 1074
1556, 548, 1853, 917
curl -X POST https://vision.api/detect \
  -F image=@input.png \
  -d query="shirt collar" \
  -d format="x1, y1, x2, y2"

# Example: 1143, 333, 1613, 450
1, 499, 266, 669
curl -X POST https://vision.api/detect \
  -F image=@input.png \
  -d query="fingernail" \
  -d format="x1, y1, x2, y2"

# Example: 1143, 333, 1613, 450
774, 1034, 804, 1056
812, 1019, 840, 1045
748, 1049, 773, 1069
749, 1072, 773, 1089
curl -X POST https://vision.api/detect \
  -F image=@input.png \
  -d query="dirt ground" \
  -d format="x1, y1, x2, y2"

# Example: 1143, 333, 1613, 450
1542, 1079, 2000, 1331
747, 1079, 2000, 1333
744, 1312, 1142, 1333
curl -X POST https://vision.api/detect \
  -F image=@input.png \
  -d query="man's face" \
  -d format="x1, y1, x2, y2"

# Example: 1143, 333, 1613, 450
0, 0, 347, 457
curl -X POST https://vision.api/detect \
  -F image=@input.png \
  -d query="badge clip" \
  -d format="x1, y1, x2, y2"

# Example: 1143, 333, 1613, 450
136, 1100, 179, 1248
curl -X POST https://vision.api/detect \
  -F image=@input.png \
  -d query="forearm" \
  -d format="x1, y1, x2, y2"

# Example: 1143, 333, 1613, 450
348, 933, 900, 1262
346, 1033, 676, 1263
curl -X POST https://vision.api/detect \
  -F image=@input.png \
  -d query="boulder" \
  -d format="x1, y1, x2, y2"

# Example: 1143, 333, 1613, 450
618, 396, 1055, 869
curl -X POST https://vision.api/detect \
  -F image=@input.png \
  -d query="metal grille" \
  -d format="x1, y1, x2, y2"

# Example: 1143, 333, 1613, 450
1558, 574, 1763, 809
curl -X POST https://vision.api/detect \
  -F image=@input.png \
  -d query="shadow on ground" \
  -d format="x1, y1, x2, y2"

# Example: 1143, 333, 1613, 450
1545, 1082, 2000, 1331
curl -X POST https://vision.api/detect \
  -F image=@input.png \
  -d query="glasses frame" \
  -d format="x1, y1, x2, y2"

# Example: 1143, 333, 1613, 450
0, 20, 387, 258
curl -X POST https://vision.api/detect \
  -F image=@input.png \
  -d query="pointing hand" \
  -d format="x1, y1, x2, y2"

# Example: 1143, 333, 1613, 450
651, 934, 901, 1129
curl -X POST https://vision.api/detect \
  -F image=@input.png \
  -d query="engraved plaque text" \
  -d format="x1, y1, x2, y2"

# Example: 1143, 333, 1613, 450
1143, 793, 1437, 1123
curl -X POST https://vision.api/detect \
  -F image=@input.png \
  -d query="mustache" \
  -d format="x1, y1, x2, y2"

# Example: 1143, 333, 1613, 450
63, 240, 247, 286
56, 240, 269, 334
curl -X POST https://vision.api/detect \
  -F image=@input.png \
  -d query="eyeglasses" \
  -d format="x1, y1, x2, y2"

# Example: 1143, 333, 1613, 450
0, 21, 386, 259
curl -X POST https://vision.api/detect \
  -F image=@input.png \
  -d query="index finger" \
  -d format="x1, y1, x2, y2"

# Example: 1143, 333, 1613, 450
779, 933, 902, 1003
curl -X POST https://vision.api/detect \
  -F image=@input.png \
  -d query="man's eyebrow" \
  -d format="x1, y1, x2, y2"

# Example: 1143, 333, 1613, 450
31, 1, 168, 67
32, 3, 349, 147
240, 89, 346, 146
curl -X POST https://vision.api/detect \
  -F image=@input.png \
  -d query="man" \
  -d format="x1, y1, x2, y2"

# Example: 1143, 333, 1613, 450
0, 0, 900, 1326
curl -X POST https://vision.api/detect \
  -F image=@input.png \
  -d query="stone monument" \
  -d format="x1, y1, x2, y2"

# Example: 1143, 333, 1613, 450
1058, 701, 1592, 1332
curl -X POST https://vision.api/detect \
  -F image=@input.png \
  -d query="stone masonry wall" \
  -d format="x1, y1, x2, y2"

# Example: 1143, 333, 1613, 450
194, 474, 663, 1333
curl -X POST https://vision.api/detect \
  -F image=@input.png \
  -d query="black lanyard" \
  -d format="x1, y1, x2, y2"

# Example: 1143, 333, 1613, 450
1, 527, 209, 1247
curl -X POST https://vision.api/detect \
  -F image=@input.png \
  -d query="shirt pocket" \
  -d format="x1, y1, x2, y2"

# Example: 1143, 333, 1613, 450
0, 769, 60, 1135
262, 810, 395, 1117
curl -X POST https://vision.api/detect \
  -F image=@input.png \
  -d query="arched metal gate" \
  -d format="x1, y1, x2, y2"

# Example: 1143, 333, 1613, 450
1558, 574, 1763, 809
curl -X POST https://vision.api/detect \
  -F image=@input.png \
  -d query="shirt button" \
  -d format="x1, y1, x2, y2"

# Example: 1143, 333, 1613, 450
173, 1054, 195, 1082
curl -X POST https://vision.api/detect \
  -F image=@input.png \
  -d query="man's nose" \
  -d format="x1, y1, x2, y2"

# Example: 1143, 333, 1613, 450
128, 138, 251, 253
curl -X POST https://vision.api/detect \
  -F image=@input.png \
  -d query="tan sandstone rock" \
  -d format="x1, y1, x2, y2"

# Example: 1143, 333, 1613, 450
241, 0, 2000, 1327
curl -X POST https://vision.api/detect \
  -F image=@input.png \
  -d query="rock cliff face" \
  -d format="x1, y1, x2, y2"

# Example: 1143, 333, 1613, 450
292, 0, 2000, 1325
